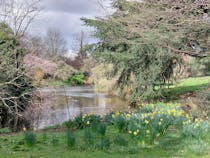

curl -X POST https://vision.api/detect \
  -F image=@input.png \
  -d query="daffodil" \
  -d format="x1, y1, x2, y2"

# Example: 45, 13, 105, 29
23, 127, 26, 132
186, 114, 190, 119
144, 120, 149, 124
178, 111, 183, 116
158, 122, 162, 126
133, 131, 138, 136
146, 130, 150, 134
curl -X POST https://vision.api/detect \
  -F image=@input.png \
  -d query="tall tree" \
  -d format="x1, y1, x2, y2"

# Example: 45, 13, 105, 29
68, 30, 88, 70
82, 0, 210, 101
0, 23, 33, 130
43, 27, 68, 58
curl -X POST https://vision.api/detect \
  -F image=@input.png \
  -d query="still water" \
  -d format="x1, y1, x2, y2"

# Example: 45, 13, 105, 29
37, 86, 128, 129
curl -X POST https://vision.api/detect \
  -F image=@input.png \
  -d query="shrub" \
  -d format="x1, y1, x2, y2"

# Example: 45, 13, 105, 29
24, 131, 36, 146
66, 72, 85, 85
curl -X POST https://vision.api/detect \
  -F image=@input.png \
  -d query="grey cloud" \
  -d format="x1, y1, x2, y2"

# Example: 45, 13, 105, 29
30, 0, 112, 51
42, 0, 100, 15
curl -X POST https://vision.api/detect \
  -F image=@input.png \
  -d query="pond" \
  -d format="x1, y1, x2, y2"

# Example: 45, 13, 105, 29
36, 86, 128, 129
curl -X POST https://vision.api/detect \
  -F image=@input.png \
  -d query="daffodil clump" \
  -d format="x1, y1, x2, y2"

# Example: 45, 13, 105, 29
109, 103, 191, 143
71, 114, 101, 129
65, 103, 209, 146
183, 119, 210, 140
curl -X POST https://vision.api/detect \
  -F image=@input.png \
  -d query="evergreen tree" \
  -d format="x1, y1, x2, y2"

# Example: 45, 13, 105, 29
82, 0, 210, 101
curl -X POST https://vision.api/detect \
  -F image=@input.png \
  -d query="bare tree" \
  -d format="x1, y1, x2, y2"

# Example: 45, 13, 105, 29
0, 0, 42, 38
43, 28, 68, 58
72, 30, 88, 60
22, 34, 44, 56
66, 30, 89, 70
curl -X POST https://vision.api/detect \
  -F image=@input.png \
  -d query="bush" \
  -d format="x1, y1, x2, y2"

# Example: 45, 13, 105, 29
66, 72, 85, 85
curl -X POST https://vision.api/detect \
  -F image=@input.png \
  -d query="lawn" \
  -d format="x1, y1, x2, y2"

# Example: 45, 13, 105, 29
0, 129, 209, 158
0, 103, 209, 158
162, 76, 210, 100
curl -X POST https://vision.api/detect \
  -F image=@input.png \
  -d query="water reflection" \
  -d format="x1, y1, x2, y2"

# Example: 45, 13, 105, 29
38, 86, 128, 128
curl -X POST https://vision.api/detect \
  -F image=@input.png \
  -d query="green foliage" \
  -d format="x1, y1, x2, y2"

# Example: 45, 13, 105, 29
72, 115, 85, 129
83, 128, 95, 146
104, 112, 115, 125
66, 129, 76, 148
100, 137, 111, 150
51, 134, 59, 146
113, 135, 128, 147
24, 131, 36, 146
72, 114, 101, 130
66, 72, 85, 85
187, 57, 210, 77
112, 103, 188, 143
114, 114, 127, 132
1, 102, 210, 157
183, 120, 210, 140
97, 123, 107, 137
82, 0, 210, 101
0, 127, 11, 134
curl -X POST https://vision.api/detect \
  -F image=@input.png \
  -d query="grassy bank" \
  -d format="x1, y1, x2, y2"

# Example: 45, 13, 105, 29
1, 132, 209, 158
163, 76, 210, 100
1, 103, 209, 158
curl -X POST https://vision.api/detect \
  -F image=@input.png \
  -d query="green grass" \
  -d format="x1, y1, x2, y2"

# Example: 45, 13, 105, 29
163, 76, 210, 100
0, 128, 209, 158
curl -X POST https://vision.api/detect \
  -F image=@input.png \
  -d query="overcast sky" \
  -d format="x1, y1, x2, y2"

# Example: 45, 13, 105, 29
29, 0, 112, 53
